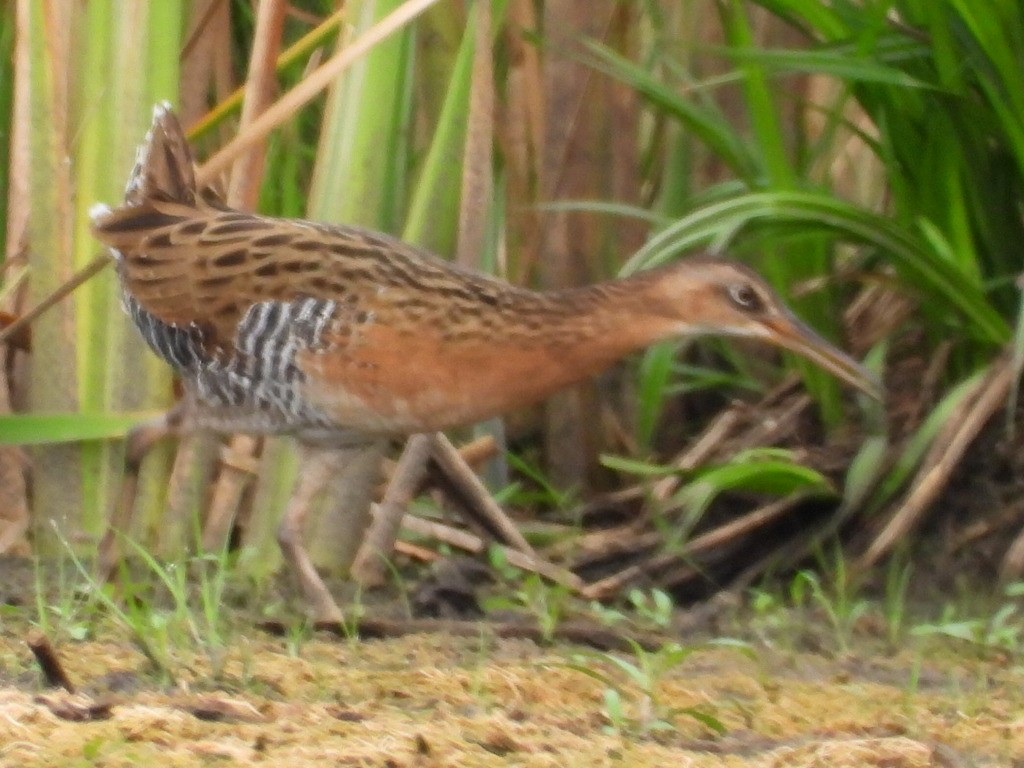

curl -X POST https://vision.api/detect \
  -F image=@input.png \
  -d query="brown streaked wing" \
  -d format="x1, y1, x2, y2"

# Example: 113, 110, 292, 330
93, 200, 533, 351
94, 201, 381, 348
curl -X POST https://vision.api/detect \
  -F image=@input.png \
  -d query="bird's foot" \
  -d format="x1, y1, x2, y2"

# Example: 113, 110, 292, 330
309, 596, 346, 634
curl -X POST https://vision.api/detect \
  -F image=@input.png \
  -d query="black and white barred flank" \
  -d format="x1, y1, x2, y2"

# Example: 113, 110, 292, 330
126, 292, 339, 433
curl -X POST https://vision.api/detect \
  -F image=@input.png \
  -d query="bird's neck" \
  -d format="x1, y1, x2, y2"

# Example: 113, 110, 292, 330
535, 266, 687, 356
460, 268, 687, 404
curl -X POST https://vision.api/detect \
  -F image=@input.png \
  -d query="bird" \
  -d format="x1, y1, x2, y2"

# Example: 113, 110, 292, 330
90, 103, 880, 625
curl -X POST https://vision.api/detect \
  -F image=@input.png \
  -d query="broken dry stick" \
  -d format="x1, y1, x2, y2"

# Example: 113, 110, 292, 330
26, 631, 76, 693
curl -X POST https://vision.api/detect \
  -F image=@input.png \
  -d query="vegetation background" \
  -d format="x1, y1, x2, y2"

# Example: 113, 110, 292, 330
1, 0, 1023, 603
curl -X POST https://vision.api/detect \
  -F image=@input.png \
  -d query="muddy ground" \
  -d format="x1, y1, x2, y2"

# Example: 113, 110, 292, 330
1, 557, 1022, 768
5, 632, 1022, 768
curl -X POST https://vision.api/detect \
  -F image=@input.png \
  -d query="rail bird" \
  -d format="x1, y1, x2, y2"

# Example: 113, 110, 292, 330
91, 104, 879, 623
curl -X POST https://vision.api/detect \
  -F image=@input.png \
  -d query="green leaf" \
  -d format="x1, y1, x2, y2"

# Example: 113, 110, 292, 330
0, 412, 161, 446
559, 661, 617, 689
581, 39, 759, 179
599, 454, 678, 477
674, 706, 727, 735
636, 341, 680, 450
842, 434, 889, 513
912, 620, 981, 643
868, 371, 983, 513
673, 454, 834, 527
621, 190, 1008, 344
402, 2, 478, 252
309, 0, 414, 232
720, 42, 934, 89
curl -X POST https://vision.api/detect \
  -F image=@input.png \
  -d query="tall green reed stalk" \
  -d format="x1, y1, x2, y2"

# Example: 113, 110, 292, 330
23, 3, 176, 548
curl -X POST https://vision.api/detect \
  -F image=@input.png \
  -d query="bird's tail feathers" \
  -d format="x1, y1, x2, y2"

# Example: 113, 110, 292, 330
124, 101, 198, 207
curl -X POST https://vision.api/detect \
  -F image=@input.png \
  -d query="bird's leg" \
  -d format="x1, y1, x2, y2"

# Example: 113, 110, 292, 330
98, 403, 186, 579
308, 441, 385, 574
276, 443, 379, 627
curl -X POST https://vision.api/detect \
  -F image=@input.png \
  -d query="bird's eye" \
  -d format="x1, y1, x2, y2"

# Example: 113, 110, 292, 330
727, 282, 764, 312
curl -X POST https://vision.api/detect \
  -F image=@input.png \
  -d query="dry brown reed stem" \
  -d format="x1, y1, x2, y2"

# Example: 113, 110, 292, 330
394, 510, 583, 591
0, 255, 107, 348
26, 631, 76, 693
860, 352, 1014, 569
201, 434, 261, 551
580, 495, 807, 599
429, 434, 534, 555
456, 0, 494, 270
228, 0, 286, 209
351, 434, 433, 587
198, 0, 287, 566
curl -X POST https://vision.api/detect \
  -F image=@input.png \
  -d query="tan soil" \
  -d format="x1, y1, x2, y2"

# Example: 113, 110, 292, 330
1, 623, 1021, 768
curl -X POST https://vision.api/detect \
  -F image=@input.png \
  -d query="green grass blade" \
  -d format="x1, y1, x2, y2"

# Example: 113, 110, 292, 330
581, 40, 759, 179
25, 2, 82, 549
309, 0, 415, 231
720, 41, 934, 88
635, 342, 680, 451
77, 4, 182, 537
621, 191, 1009, 344
402, 3, 478, 252
0, 412, 162, 446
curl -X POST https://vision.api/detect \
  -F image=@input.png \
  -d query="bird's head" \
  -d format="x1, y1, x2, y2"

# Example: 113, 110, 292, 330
644, 258, 882, 400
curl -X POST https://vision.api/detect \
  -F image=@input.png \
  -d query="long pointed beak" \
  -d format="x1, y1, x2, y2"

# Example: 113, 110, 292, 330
764, 314, 883, 401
